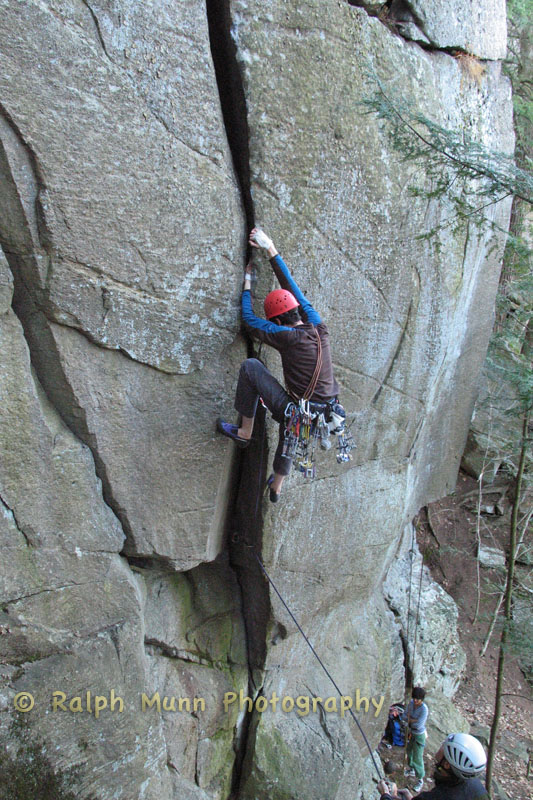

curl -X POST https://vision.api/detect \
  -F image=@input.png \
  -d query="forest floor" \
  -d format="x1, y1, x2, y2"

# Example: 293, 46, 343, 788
377, 469, 532, 799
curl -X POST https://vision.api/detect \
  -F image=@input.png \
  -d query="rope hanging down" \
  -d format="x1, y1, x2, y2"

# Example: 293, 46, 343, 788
254, 553, 384, 781
244, 387, 382, 780
412, 539, 425, 679
404, 525, 415, 702
404, 522, 425, 697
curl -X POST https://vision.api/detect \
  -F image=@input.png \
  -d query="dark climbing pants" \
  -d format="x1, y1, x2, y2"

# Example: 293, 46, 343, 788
407, 733, 426, 779
234, 358, 292, 477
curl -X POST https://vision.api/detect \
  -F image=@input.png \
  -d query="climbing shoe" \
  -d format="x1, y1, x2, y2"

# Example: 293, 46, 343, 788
413, 779, 424, 793
266, 474, 280, 503
404, 768, 415, 778
216, 418, 250, 448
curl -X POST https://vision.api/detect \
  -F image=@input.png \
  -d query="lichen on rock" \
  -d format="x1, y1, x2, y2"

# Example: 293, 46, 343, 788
0, 0, 516, 797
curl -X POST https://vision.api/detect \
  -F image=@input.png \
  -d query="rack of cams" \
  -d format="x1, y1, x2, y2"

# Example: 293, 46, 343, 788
282, 400, 355, 479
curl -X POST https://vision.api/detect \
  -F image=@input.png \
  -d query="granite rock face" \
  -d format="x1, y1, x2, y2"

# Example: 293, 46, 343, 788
0, 267, 169, 799
385, 526, 467, 699
0, 1, 513, 798
0, 0, 243, 569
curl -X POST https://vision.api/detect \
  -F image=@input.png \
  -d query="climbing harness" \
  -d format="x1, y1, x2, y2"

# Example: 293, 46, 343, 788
282, 398, 355, 478
254, 552, 384, 781
281, 328, 354, 478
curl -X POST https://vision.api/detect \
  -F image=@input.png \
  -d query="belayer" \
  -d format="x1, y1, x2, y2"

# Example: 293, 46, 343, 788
402, 686, 429, 793
216, 227, 343, 502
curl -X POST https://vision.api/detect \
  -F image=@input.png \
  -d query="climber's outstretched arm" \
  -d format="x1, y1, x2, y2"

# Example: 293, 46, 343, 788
249, 228, 321, 325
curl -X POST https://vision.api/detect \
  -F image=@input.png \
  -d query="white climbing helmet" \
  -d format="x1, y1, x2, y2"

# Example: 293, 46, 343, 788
442, 733, 487, 779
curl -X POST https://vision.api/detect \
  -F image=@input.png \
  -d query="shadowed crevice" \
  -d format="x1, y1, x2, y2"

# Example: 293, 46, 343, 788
80, 0, 113, 62
205, 3, 274, 795
206, 0, 255, 234
225, 406, 271, 798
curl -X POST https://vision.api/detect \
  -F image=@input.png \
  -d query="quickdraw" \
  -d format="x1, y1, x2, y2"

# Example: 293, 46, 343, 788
282, 399, 355, 479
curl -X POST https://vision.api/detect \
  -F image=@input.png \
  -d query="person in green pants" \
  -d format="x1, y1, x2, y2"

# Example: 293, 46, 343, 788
402, 687, 428, 793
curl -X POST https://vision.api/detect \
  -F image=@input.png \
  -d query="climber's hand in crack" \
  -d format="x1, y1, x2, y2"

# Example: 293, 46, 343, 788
243, 260, 254, 290
249, 228, 278, 258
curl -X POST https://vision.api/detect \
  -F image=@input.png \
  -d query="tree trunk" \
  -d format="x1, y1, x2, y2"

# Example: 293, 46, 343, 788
485, 410, 530, 793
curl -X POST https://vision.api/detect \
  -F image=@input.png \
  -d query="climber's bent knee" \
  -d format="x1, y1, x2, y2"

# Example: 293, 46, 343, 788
234, 359, 289, 422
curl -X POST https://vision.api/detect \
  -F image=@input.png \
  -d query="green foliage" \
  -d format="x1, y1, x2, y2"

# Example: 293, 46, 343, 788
489, 284, 533, 415
493, 0, 533, 439
505, 0, 533, 166
361, 78, 533, 246
362, 54, 533, 433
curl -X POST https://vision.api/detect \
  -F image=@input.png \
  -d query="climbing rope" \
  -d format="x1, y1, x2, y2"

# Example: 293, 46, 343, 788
402, 522, 427, 770
403, 525, 416, 769
254, 552, 384, 781
411, 533, 425, 682
404, 519, 426, 689
404, 525, 416, 698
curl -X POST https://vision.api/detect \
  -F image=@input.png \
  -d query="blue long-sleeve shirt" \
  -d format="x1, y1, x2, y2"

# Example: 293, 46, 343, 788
241, 254, 339, 403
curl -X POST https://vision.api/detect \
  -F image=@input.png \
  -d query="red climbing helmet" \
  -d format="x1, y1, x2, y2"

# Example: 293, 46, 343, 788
264, 289, 299, 320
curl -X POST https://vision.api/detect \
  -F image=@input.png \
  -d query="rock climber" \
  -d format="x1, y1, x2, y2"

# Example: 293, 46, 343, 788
377, 732, 488, 799
216, 227, 340, 502
402, 686, 429, 793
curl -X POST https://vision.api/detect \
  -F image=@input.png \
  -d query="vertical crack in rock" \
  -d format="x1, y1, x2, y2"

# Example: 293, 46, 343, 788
138, 556, 266, 796
0, 108, 135, 549
398, 628, 414, 694
384, 596, 413, 699
206, 0, 254, 232
205, 3, 272, 795
226, 410, 271, 797
371, 299, 413, 405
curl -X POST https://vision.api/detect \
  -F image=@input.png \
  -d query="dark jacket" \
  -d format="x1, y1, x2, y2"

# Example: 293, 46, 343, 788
381, 775, 488, 800
416, 774, 488, 799
241, 254, 339, 403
